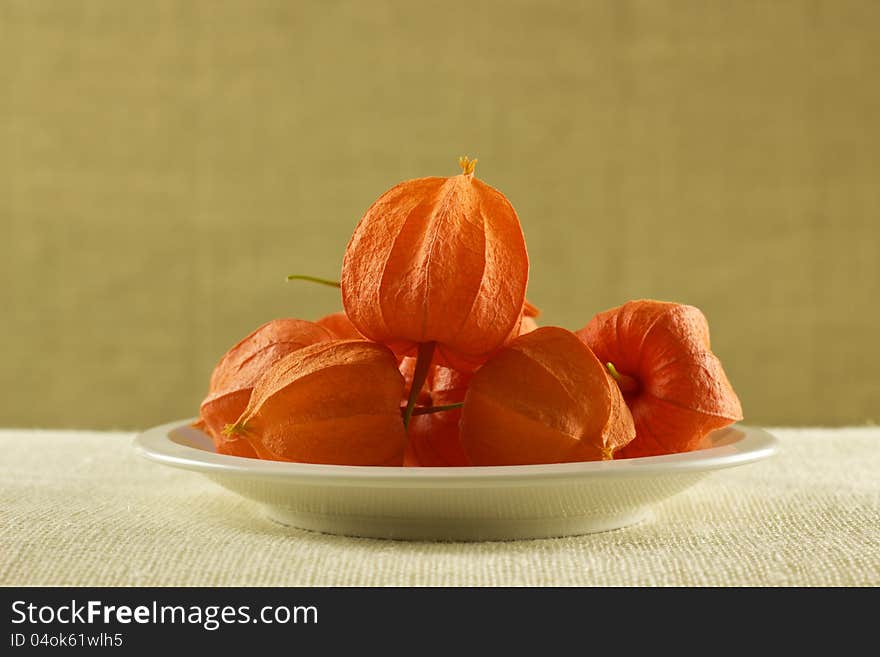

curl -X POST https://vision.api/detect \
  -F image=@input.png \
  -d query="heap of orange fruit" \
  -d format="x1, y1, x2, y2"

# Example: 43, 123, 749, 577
194, 157, 742, 466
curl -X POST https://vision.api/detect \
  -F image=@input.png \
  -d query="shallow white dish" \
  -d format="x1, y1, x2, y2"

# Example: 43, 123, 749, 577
134, 420, 778, 541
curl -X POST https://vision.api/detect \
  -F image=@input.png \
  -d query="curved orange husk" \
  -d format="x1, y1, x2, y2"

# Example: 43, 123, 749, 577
316, 311, 364, 339
341, 158, 529, 372
228, 340, 407, 465
399, 360, 471, 467
459, 326, 635, 465
195, 319, 333, 457
505, 299, 540, 341
576, 300, 743, 458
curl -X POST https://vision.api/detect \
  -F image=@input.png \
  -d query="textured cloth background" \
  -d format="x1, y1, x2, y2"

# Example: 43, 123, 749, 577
2, 1, 880, 429
2, 427, 877, 586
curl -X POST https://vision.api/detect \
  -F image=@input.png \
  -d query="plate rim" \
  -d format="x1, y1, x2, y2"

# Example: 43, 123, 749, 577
133, 419, 779, 486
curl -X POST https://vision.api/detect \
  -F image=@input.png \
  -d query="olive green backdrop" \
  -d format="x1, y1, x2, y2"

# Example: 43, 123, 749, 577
2, 0, 878, 429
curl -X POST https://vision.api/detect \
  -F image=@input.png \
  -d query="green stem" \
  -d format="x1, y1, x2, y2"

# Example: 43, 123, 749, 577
402, 341, 436, 430
606, 362, 623, 381
286, 274, 341, 288
409, 402, 464, 417
605, 361, 639, 395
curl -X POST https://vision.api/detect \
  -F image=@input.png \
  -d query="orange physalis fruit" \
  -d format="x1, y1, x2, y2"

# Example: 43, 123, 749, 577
225, 340, 407, 466
517, 299, 541, 336
576, 300, 743, 458
316, 311, 363, 339
340, 156, 529, 373
400, 362, 471, 467
459, 327, 635, 465
499, 299, 541, 346
195, 319, 333, 457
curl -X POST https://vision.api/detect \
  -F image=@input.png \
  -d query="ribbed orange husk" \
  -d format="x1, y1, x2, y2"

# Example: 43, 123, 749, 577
341, 168, 529, 372
502, 299, 541, 343
459, 327, 635, 465
229, 340, 407, 466
576, 300, 743, 458
316, 311, 363, 339
195, 319, 333, 457
399, 360, 471, 467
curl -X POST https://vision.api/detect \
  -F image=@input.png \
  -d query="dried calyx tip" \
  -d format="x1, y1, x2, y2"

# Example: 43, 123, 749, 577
222, 422, 245, 436
458, 155, 478, 176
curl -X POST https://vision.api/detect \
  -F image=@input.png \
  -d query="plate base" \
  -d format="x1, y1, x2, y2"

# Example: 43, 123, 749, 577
134, 420, 778, 542
262, 505, 651, 542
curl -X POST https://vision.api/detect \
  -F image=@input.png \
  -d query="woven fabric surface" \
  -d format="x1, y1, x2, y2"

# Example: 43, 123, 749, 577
1, 427, 877, 587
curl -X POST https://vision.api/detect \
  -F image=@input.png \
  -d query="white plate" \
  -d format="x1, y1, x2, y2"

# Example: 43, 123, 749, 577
134, 420, 778, 541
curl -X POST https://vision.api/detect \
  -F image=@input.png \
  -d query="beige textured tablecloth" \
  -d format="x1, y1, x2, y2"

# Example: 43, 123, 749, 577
1, 428, 877, 587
